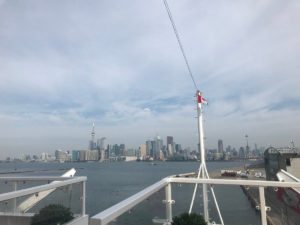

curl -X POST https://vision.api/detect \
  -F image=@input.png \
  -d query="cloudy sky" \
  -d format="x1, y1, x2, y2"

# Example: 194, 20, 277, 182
0, 0, 299, 158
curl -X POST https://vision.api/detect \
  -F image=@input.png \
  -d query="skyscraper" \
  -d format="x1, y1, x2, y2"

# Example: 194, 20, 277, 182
167, 136, 174, 156
156, 136, 163, 159
146, 140, 152, 157
99, 137, 106, 150
218, 139, 223, 153
139, 144, 146, 160
167, 136, 173, 146
89, 123, 96, 150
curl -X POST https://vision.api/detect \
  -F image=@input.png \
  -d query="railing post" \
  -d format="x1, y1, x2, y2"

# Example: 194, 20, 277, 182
82, 181, 86, 216
165, 183, 174, 224
259, 186, 267, 225
12, 181, 17, 213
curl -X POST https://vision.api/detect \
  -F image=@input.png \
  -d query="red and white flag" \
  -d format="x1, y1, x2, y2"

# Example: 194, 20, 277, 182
198, 95, 208, 105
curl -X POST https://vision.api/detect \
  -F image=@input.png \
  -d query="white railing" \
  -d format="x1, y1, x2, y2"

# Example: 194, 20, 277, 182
90, 176, 300, 225
0, 176, 87, 216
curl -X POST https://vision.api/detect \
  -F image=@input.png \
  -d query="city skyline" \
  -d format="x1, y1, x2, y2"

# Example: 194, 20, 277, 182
1, 1, 300, 157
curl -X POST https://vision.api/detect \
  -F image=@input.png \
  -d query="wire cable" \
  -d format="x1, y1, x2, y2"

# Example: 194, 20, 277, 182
163, 0, 198, 90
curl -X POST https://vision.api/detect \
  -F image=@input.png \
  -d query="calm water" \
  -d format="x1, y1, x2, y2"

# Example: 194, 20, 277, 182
0, 161, 261, 225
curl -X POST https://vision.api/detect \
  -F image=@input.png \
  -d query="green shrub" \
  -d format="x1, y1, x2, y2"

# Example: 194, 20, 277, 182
172, 212, 207, 225
31, 204, 73, 225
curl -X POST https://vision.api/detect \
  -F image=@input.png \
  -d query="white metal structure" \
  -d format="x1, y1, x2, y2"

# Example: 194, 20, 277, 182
188, 90, 224, 225
0, 174, 87, 225
17, 168, 76, 212
90, 176, 300, 225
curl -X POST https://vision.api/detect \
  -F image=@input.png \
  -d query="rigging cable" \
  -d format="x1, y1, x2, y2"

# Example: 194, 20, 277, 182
163, 0, 198, 90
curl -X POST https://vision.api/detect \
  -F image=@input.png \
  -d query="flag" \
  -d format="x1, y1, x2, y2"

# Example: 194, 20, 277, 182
198, 94, 208, 105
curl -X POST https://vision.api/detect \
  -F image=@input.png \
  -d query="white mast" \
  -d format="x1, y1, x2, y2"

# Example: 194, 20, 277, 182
189, 90, 224, 225
197, 90, 209, 221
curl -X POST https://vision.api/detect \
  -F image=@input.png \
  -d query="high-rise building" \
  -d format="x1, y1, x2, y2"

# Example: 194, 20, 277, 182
89, 123, 96, 150
72, 150, 80, 162
151, 140, 157, 159
175, 144, 182, 152
41, 153, 48, 161
112, 144, 119, 157
55, 149, 69, 162
98, 137, 106, 150
218, 139, 223, 153
120, 144, 126, 156
167, 136, 173, 146
139, 144, 146, 160
167, 136, 174, 156
146, 140, 152, 157
167, 144, 173, 156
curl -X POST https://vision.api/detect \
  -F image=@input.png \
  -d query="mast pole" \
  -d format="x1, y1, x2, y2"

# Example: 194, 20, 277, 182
196, 90, 209, 222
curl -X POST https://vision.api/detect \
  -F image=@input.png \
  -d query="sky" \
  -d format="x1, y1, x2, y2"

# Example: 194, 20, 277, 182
0, 0, 300, 158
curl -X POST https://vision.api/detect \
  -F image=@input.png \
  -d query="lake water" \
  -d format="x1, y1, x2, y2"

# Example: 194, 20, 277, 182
0, 161, 261, 225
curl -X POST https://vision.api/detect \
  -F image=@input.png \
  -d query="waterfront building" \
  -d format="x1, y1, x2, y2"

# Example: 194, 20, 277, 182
167, 136, 173, 145
151, 136, 163, 159
167, 144, 173, 156
151, 140, 157, 158
225, 145, 231, 153
175, 144, 182, 153
106, 145, 111, 159
139, 144, 146, 160
55, 149, 69, 162
98, 137, 106, 150
112, 144, 119, 157
120, 144, 126, 156
89, 123, 96, 150
146, 140, 152, 157
40, 153, 48, 161
72, 150, 80, 162
100, 149, 105, 161
218, 139, 223, 153
167, 136, 173, 154
79, 150, 87, 161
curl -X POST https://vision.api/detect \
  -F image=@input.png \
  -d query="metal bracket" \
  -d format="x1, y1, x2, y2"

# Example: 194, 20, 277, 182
162, 200, 175, 204
255, 205, 271, 211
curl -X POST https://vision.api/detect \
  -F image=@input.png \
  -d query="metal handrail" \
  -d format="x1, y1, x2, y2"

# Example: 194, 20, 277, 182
169, 177, 300, 187
90, 178, 169, 225
0, 176, 87, 202
0, 176, 74, 181
90, 177, 300, 225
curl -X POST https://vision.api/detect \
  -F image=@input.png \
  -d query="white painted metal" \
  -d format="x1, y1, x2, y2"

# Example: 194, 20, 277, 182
278, 169, 300, 182
17, 168, 77, 212
259, 187, 267, 225
277, 169, 300, 194
90, 178, 168, 225
89, 176, 300, 225
165, 183, 173, 223
12, 182, 17, 213
0, 176, 73, 181
169, 177, 300, 187
0, 176, 86, 202
203, 165, 224, 225
82, 181, 86, 216
189, 90, 223, 224
189, 163, 202, 213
